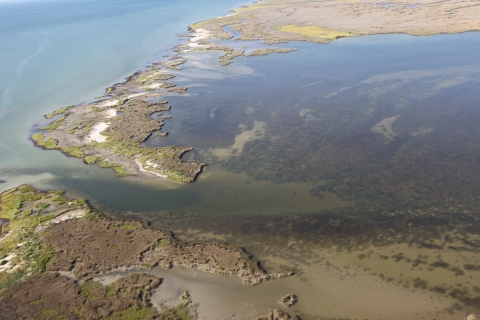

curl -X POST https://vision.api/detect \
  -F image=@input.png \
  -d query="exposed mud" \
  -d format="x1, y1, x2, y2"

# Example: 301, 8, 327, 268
0, 185, 297, 319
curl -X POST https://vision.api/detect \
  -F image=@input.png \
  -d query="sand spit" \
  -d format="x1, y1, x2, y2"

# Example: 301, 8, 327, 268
135, 159, 168, 179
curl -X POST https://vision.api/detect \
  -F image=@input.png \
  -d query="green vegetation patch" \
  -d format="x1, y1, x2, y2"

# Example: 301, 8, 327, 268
85, 122, 95, 132
35, 203, 50, 209
119, 224, 137, 230
84, 156, 99, 164
97, 159, 129, 177
0, 186, 91, 293
32, 133, 84, 158
44, 105, 73, 119
277, 24, 355, 41
105, 306, 158, 320
41, 116, 66, 132
18, 185, 36, 193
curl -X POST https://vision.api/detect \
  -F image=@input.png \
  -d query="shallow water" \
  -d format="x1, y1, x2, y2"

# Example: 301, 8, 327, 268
0, 0, 249, 192
2, 1, 480, 318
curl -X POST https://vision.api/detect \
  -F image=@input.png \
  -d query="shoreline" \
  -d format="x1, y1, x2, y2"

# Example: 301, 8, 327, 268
32, 0, 480, 184
14, 0, 480, 318
0, 185, 296, 319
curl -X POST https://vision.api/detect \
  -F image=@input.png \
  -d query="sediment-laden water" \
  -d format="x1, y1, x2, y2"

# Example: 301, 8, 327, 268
2, 0, 480, 319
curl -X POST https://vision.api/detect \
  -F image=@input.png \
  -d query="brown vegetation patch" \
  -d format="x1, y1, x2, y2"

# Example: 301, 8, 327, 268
106, 100, 170, 143
46, 211, 286, 284
0, 272, 170, 320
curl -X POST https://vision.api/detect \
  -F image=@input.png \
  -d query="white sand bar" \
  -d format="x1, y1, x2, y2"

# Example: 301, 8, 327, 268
127, 92, 146, 99
190, 28, 211, 43
135, 159, 167, 178
50, 210, 86, 224
85, 122, 110, 143
102, 99, 120, 107
105, 109, 117, 118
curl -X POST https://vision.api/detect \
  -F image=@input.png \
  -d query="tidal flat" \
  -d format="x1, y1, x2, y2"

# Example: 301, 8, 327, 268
97, 32, 480, 319
2, 0, 480, 319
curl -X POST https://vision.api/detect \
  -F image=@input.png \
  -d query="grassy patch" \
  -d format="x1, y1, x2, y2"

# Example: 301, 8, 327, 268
113, 166, 128, 177
61, 146, 84, 158
119, 224, 137, 230
48, 190, 65, 196
105, 306, 157, 320
32, 134, 84, 158
79, 280, 104, 300
41, 116, 66, 132
32, 134, 58, 149
97, 159, 129, 177
53, 196, 67, 205
0, 269, 28, 292
52, 105, 74, 116
277, 24, 355, 40
18, 185, 36, 193
67, 122, 82, 134
35, 203, 50, 209
85, 122, 95, 132
0, 187, 74, 292
156, 239, 167, 248
159, 302, 195, 320
84, 156, 99, 164
44, 105, 72, 120
105, 87, 113, 95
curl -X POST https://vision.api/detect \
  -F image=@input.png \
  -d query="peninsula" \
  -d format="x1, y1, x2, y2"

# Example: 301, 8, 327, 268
0, 185, 293, 318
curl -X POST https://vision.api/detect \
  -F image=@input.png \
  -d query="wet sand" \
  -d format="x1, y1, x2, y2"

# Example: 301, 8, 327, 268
91, 261, 465, 320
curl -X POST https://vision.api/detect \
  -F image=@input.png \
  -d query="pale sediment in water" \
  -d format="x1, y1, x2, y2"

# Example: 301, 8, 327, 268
7, 0, 480, 318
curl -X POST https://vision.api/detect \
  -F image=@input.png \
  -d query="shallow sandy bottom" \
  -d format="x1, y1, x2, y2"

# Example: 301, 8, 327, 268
92, 266, 286, 319
91, 259, 465, 320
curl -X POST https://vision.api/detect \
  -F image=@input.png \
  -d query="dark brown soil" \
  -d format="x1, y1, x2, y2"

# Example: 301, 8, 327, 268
106, 100, 170, 143
0, 272, 170, 320
45, 211, 284, 284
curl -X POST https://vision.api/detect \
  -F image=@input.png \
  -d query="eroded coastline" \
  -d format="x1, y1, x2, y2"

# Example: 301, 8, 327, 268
34, 0, 480, 184
19, 0, 480, 318
0, 185, 295, 318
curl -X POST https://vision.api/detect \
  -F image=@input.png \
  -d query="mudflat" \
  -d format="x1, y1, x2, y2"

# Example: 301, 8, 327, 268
0, 185, 294, 319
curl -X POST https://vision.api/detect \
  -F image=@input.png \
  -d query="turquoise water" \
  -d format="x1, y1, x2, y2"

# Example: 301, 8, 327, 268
0, 0, 247, 190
